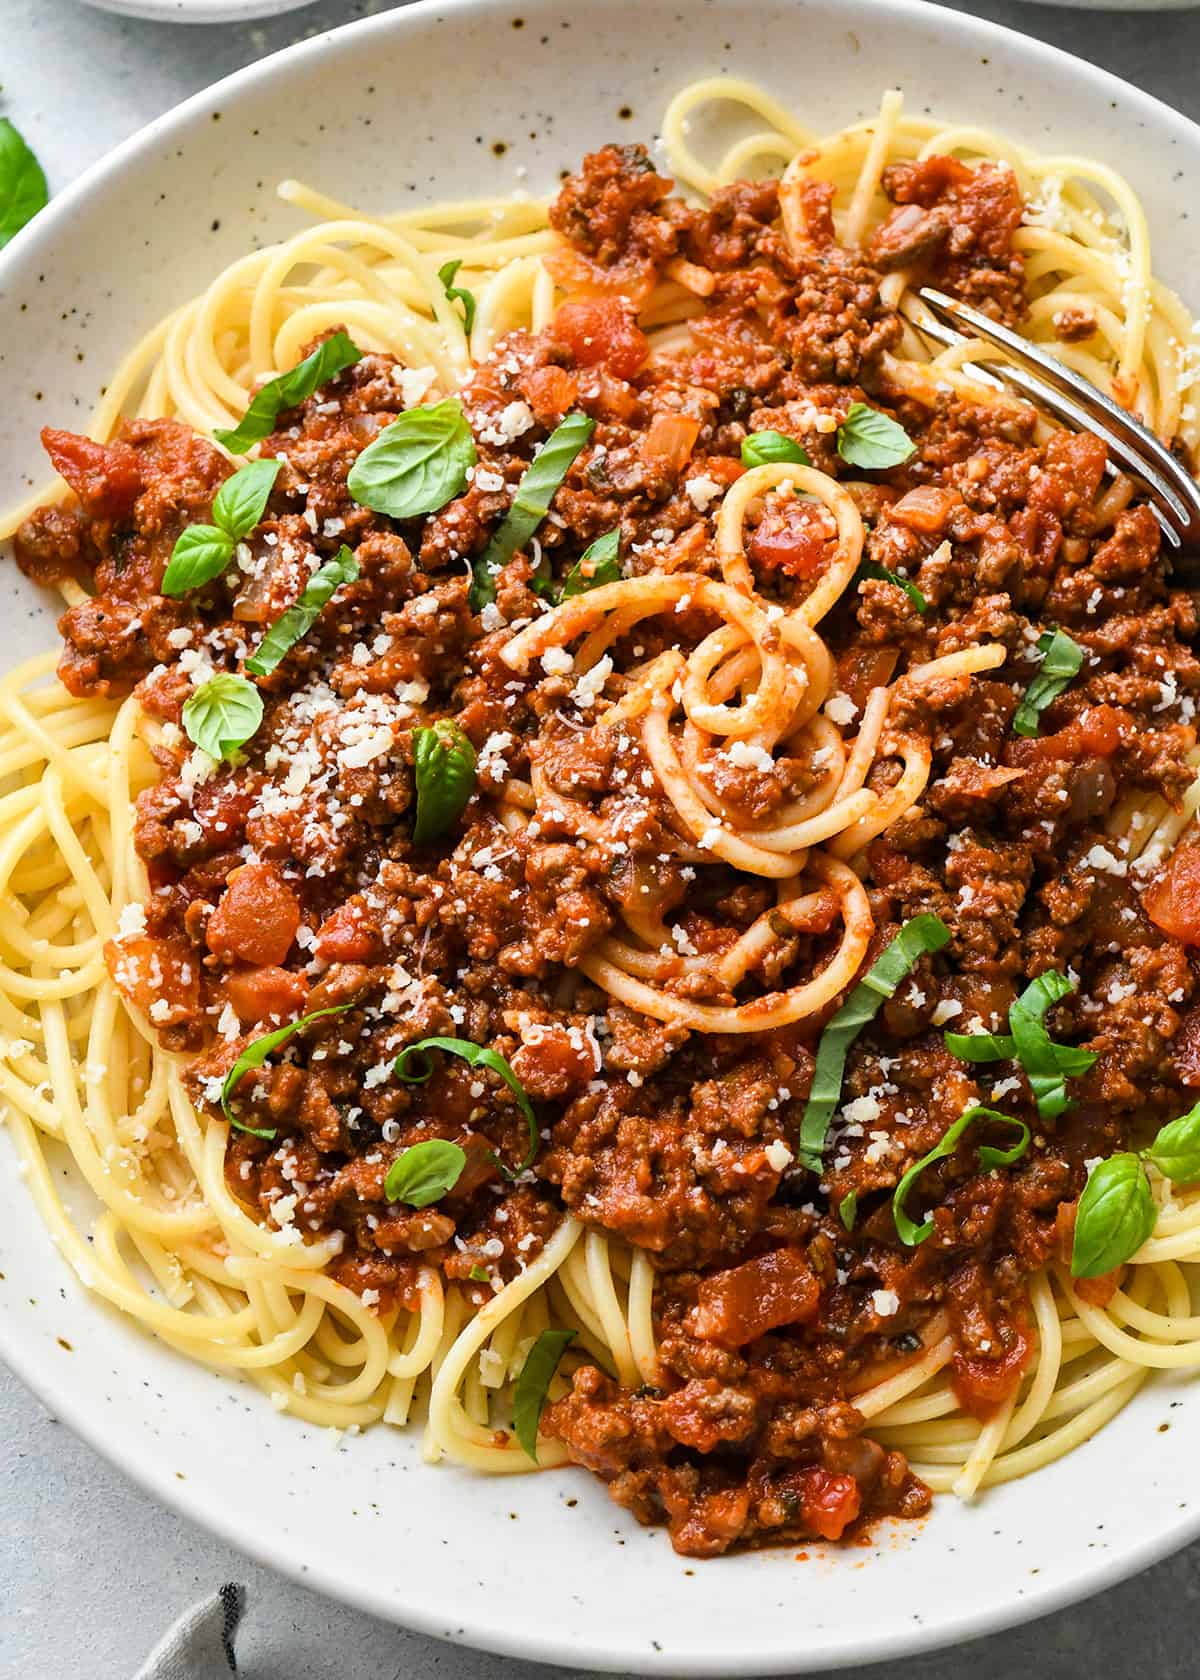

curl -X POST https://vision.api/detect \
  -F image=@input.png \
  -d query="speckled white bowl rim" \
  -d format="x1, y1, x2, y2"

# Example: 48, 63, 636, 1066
3, 0, 1200, 1670
77, 0, 316, 25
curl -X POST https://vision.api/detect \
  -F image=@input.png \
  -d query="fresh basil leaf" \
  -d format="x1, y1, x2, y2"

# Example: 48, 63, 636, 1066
1147, 1098, 1200, 1186
1012, 628, 1084, 739
797, 914, 951, 1170
383, 1138, 467, 1207
855, 559, 927, 614
893, 1105, 1029, 1246
181, 672, 264, 763
347, 397, 476, 520
469, 1264, 491, 1282
838, 1190, 858, 1232
513, 1327, 575, 1461
741, 429, 810, 469
1009, 970, 1096, 1119
221, 1004, 352, 1135
471, 411, 595, 609
0, 117, 48, 248
943, 1029, 1016, 1063
245, 545, 360, 677
393, 1035, 538, 1172
211, 457, 281, 542
561, 528, 622, 599
437, 259, 477, 336
836, 402, 915, 471
214, 330, 362, 454
412, 719, 476, 845
944, 971, 1096, 1118
161, 525, 235, 597
1070, 1152, 1157, 1279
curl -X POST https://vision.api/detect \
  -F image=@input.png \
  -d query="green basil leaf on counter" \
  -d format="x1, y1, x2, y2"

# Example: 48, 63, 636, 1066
0, 117, 48, 248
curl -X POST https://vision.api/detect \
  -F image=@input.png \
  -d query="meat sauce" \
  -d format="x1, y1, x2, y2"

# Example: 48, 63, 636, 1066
14, 144, 1200, 1556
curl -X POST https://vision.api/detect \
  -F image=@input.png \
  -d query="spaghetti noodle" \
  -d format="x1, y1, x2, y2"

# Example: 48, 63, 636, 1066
5, 83, 1200, 1554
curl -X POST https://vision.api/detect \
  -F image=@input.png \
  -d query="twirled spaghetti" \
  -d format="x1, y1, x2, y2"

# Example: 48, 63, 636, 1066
5, 83, 1200, 1554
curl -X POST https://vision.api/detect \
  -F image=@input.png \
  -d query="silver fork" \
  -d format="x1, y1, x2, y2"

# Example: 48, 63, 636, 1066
915, 285, 1200, 580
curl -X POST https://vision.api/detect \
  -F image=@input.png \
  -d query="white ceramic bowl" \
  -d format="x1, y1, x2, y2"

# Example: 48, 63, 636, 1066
4, 1, 1200, 1670
77, 0, 316, 23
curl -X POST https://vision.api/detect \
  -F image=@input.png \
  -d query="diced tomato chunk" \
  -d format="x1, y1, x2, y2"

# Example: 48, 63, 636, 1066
798, 1467, 861, 1541
1145, 845, 1200, 945
227, 965, 309, 1025
950, 1324, 1031, 1420
887, 485, 959, 536
1009, 705, 1124, 767
42, 428, 142, 520
1073, 1269, 1121, 1308
206, 863, 301, 966
519, 365, 578, 423
689, 1248, 820, 1348
641, 411, 701, 474
105, 935, 200, 1027
837, 644, 900, 710
748, 499, 836, 578
313, 902, 381, 964
553, 298, 648, 379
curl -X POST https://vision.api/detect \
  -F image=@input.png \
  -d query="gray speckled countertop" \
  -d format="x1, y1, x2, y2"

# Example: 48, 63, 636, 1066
4, 1, 1200, 1674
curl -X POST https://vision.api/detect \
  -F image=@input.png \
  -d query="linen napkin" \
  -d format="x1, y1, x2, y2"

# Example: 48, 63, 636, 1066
133, 1584, 244, 1679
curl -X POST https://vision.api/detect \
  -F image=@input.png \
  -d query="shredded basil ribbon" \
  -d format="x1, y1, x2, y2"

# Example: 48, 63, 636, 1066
383, 1138, 467, 1207
741, 430, 810, 469
1012, 628, 1084, 738
561, 528, 622, 598
0, 117, 49, 249
437, 259, 477, 336
797, 914, 951, 1171
513, 1328, 576, 1460
181, 672, 263, 763
393, 1036, 539, 1173
245, 545, 360, 677
162, 457, 282, 596
470, 411, 595, 610
838, 1190, 858, 1232
411, 720, 477, 846
836, 402, 915, 470
221, 1004, 351, 1137
215, 331, 362, 454
893, 1105, 1030, 1247
946, 970, 1097, 1119
1071, 1097, 1200, 1278
855, 559, 927, 614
